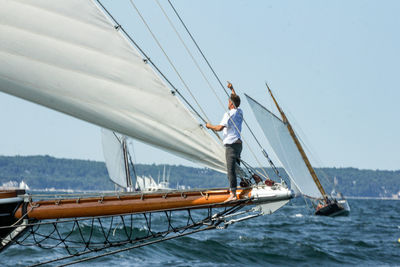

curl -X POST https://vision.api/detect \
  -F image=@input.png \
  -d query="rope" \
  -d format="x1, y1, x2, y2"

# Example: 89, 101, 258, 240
129, 0, 226, 142
167, 0, 275, 177
95, 0, 208, 126
155, 0, 227, 116
240, 159, 268, 180
129, 0, 210, 124
167, 0, 228, 96
265, 90, 302, 187
99, 1, 275, 181
57, 225, 217, 267
15, 200, 255, 266
57, 201, 251, 266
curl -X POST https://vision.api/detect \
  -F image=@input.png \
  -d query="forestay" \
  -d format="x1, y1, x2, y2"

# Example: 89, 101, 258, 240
0, 0, 226, 172
246, 95, 321, 199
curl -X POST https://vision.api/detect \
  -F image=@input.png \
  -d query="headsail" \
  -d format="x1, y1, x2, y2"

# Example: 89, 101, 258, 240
101, 128, 132, 189
245, 95, 321, 199
0, 0, 226, 172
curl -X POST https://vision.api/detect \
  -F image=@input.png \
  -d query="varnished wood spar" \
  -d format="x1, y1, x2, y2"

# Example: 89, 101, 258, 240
266, 84, 327, 198
14, 189, 252, 220
0, 190, 26, 199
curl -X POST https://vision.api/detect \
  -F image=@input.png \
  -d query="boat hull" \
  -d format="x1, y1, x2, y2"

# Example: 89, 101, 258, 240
0, 190, 27, 251
315, 200, 350, 217
12, 185, 292, 220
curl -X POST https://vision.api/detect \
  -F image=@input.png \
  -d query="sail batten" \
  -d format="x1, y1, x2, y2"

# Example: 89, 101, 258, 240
0, 0, 226, 173
246, 95, 322, 198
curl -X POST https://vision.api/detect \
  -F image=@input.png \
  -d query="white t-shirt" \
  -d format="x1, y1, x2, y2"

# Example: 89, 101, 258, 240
219, 108, 243, 145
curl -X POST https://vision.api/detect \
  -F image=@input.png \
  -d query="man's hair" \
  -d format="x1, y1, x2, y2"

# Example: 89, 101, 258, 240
230, 94, 241, 107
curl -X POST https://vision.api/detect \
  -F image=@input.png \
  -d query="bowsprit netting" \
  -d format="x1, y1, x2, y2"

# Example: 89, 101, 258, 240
2, 199, 261, 266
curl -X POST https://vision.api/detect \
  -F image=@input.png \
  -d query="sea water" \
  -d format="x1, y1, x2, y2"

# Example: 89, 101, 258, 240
2, 198, 400, 266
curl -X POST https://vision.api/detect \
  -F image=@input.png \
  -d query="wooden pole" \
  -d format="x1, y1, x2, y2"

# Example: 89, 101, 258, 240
122, 138, 132, 189
266, 83, 327, 199
14, 189, 253, 220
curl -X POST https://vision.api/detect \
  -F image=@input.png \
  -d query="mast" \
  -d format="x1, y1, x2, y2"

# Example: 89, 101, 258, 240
266, 84, 327, 199
122, 138, 133, 191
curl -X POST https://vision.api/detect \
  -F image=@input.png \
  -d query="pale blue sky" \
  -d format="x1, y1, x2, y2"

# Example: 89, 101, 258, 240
0, 0, 399, 170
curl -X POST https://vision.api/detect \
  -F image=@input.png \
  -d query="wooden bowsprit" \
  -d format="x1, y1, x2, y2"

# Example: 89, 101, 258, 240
0, 185, 292, 265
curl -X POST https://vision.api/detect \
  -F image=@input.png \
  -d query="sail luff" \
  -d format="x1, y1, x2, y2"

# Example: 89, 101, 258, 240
101, 129, 128, 188
266, 85, 327, 198
0, 0, 226, 173
245, 94, 321, 198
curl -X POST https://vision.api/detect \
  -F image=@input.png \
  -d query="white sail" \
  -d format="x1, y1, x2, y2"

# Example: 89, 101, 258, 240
0, 0, 226, 173
101, 129, 129, 189
135, 176, 158, 191
246, 95, 321, 199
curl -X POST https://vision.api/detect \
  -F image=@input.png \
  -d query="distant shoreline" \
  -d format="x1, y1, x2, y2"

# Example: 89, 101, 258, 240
1, 155, 399, 198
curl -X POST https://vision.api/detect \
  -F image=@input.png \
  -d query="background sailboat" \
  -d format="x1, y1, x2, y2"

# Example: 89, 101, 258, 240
101, 128, 135, 191
246, 87, 350, 217
102, 128, 173, 191
0, 1, 292, 263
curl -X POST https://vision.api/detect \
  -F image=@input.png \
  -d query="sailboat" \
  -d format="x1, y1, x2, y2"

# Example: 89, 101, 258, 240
0, 1, 293, 263
156, 165, 172, 190
102, 128, 171, 192
246, 84, 350, 217
101, 128, 135, 192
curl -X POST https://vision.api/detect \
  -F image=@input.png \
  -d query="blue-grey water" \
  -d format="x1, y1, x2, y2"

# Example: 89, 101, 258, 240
3, 198, 400, 266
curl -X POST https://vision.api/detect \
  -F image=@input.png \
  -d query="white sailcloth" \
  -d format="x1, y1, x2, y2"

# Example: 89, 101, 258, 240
101, 129, 129, 188
135, 176, 158, 191
246, 95, 321, 199
0, 0, 226, 173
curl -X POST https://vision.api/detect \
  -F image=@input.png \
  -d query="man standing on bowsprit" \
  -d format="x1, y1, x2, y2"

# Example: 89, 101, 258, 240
206, 82, 243, 202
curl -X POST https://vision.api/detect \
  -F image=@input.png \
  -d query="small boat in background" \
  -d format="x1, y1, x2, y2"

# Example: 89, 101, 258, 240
246, 85, 350, 217
0, 180, 30, 190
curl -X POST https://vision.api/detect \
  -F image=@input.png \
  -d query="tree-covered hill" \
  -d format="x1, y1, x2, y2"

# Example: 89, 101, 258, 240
0, 155, 399, 198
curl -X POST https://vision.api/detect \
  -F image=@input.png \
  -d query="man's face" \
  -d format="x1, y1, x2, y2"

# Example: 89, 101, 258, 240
228, 99, 234, 109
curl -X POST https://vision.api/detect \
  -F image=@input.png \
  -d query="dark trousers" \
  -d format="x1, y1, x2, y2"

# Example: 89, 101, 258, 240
225, 143, 242, 193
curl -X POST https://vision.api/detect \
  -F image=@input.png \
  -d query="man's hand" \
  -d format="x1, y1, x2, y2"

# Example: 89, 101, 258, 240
206, 123, 211, 129
227, 81, 237, 95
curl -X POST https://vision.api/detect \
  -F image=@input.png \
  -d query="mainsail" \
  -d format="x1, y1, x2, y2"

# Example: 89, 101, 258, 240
245, 95, 321, 199
0, 2, 298, 263
0, 0, 226, 172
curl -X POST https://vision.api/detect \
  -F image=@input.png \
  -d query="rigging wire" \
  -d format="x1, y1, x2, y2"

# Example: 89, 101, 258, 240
95, 0, 208, 127
265, 85, 329, 207
166, 0, 276, 177
20, 201, 253, 266
283, 106, 337, 196
156, 0, 276, 180
266, 87, 305, 193
295, 129, 336, 191
167, 0, 228, 96
129, 0, 270, 181
128, 0, 224, 142
127, 147, 138, 189
154, 0, 271, 179
155, 0, 227, 115
128, 0, 211, 125
98, 0, 271, 179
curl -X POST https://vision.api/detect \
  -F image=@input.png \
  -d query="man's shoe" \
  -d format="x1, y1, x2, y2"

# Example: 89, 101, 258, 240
224, 194, 237, 203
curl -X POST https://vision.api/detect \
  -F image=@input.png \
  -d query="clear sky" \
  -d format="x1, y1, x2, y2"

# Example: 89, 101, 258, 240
0, 0, 399, 170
